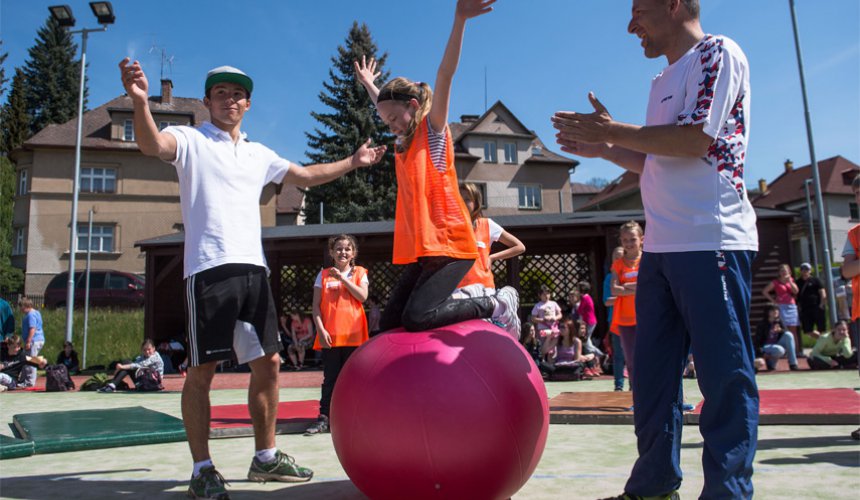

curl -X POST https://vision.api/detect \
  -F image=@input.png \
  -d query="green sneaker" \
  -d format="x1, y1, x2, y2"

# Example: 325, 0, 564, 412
247, 450, 313, 483
187, 466, 230, 499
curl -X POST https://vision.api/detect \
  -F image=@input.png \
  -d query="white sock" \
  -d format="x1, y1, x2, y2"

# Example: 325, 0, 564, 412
107, 383, 116, 389
192, 459, 214, 478
491, 297, 505, 318
255, 447, 277, 464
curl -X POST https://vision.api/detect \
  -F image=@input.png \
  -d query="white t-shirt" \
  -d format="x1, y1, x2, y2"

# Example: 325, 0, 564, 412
486, 218, 503, 244
641, 34, 758, 253
164, 122, 292, 277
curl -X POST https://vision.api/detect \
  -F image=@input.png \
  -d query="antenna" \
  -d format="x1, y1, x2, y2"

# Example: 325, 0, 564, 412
484, 66, 488, 112
148, 42, 175, 81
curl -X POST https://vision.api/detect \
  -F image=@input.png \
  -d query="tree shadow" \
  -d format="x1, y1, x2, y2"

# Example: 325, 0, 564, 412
0, 470, 366, 499
758, 451, 859, 468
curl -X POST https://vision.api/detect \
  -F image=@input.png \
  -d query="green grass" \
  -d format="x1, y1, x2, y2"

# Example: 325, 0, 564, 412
13, 308, 143, 370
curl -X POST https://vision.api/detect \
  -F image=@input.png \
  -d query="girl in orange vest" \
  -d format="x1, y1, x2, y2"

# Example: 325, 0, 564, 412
452, 183, 525, 302
305, 234, 369, 435
354, 0, 520, 338
611, 221, 643, 393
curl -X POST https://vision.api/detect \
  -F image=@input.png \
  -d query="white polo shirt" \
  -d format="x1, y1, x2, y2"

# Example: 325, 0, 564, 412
164, 122, 292, 277
640, 34, 758, 253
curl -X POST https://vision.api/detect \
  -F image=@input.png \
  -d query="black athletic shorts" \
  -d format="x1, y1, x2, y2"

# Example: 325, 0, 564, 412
184, 264, 281, 367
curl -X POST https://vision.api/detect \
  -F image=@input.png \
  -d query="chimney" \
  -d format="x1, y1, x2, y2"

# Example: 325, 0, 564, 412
460, 114, 479, 123
758, 178, 767, 193
161, 79, 173, 105
784, 159, 794, 173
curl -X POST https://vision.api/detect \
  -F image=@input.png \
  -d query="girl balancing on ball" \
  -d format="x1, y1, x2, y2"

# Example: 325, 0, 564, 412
354, 0, 520, 338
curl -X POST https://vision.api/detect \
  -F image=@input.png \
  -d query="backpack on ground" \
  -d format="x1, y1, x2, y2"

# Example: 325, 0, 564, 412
45, 364, 75, 392
80, 372, 110, 391
135, 367, 163, 392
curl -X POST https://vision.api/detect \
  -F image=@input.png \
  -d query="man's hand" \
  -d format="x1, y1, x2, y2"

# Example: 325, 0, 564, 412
351, 139, 387, 168
552, 92, 615, 145
118, 57, 149, 103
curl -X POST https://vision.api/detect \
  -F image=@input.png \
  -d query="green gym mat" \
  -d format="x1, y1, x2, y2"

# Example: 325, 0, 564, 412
12, 406, 187, 454
0, 434, 34, 460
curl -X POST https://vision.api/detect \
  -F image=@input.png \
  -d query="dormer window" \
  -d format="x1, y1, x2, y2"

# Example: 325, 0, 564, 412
532, 146, 543, 156
504, 143, 517, 164
123, 119, 135, 141
483, 141, 497, 163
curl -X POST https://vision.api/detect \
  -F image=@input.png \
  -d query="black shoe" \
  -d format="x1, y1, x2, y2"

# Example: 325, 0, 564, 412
789, 364, 799, 371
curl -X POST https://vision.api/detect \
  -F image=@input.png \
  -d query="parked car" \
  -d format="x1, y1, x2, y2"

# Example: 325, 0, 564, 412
44, 270, 145, 308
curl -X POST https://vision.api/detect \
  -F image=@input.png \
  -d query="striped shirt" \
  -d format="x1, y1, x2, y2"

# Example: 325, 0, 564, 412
426, 118, 448, 173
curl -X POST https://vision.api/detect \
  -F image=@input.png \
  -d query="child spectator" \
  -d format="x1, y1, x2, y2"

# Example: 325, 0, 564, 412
611, 221, 643, 391
56, 341, 80, 375
531, 284, 563, 363
795, 262, 826, 340
365, 296, 382, 337
762, 263, 801, 358
306, 235, 370, 435
157, 338, 186, 374
808, 320, 857, 370
576, 281, 602, 357
287, 312, 315, 370
566, 288, 581, 322
98, 338, 164, 392
17, 297, 45, 388
753, 305, 799, 371
0, 335, 47, 391
521, 323, 541, 362
604, 246, 626, 391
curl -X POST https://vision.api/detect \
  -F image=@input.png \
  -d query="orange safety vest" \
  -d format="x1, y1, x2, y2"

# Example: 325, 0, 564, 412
610, 256, 640, 331
392, 118, 478, 264
457, 217, 494, 289
313, 266, 369, 349
849, 225, 860, 321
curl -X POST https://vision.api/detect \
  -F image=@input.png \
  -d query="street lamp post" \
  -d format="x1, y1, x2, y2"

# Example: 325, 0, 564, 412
788, 0, 838, 325
49, 2, 116, 343
803, 177, 819, 272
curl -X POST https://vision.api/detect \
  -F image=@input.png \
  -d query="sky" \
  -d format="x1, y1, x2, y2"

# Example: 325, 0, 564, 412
1, 0, 858, 187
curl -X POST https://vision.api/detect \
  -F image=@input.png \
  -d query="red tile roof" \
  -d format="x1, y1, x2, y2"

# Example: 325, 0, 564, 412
752, 156, 859, 208
577, 171, 640, 210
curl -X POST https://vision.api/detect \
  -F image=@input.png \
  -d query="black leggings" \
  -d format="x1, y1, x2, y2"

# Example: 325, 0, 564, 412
320, 346, 357, 417
379, 256, 495, 333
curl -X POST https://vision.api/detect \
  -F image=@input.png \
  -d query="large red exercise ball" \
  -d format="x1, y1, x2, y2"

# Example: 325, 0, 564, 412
330, 319, 549, 500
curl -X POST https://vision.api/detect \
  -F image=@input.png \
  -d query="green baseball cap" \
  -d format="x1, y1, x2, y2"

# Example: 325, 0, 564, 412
205, 66, 253, 95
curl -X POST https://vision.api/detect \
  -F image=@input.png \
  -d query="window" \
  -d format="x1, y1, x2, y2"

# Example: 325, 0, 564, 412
158, 121, 179, 131
473, 183, 489, 209
123, 119, 135, 141
483, 141, 497, 163
18, 169, 28, 195
108, 274, 132, 290
77, 272, 106, 289
503, 143, 517, 164
77, 224, 114, 253
851, 202, 859, 221
14, 228, 24, 255
81, 167, 117, 193
518, 184, 542, 210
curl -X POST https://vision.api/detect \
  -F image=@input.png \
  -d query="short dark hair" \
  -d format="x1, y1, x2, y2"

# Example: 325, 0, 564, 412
680, 0, 699, 18
577, 281, 591, 294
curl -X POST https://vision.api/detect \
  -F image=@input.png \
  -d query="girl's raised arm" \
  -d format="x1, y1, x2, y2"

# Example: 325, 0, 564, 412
354, 55, 381, 104
429, 0, 496, 132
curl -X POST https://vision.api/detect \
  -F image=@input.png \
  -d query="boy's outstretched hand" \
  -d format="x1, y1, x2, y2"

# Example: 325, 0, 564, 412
351, 139, 387, 168
456, 0, 497, 21
118, 57, 149, 102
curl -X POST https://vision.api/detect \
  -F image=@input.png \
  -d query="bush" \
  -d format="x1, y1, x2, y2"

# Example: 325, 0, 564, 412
13, 307, 143, 370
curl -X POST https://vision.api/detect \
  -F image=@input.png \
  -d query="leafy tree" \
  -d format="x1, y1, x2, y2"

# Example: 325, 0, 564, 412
584, 177, 610, 189
22, 15, 85, 137
0, 156, 23, 293
302, 22, 396, 224
1, 68, 31, 155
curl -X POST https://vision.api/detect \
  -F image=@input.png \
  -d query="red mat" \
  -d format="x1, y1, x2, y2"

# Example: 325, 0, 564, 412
689, 388, 860, 425
209, 400, 319, 437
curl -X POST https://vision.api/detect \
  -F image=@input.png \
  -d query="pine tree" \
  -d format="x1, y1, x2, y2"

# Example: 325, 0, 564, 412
1, 68, 31, 155
302, 22, 396, 224
23, 15, 85, 137
0, 155, 23, 293
0, 41, 8, 99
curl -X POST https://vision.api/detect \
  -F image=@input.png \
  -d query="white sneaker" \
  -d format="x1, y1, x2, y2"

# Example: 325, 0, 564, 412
494, 286, 521, 340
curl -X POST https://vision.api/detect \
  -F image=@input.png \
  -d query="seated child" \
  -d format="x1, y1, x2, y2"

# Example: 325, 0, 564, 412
531, 284, 563, 362
753, 305, 799, 371
0, 335, 47, 390
808, 320, 857, 370
56, 341, 80, 375
98, 338, 164, 392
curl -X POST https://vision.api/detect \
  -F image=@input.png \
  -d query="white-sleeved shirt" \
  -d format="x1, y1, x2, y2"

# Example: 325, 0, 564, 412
641, 35, 758, 253
164, 122, 293, 277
